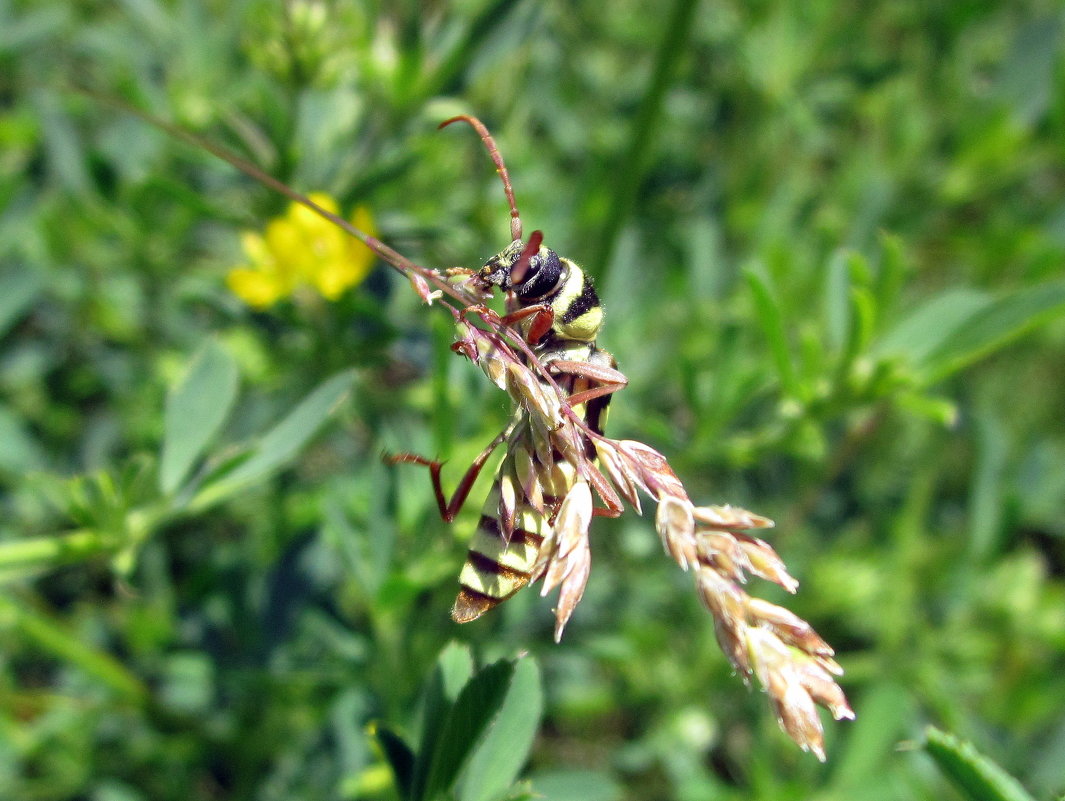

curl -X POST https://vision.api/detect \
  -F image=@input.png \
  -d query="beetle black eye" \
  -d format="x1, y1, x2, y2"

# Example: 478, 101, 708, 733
516, 250, 564, 301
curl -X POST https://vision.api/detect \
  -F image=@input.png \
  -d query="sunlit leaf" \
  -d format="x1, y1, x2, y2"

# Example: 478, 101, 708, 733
874, 288, 988, 368
745, 265, 796, 394
0, 266, 43, 339
411, 643, 476, 801
824, 249, 851, 354
375, 724, 416, 800
924, 727, 1036, 801
197, 369, 355, 501
527, 770, 623, 801
996, 16, 1062, 126
159, 340, 239, 494
420, 659, 515, 801
923, 280, 1065, 382
457, 656, 543, 801
0, 403, 45, 472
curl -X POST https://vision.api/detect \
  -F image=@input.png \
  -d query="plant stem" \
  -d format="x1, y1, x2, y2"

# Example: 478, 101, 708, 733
0, 529, 119, 579
0, 593, 150, 705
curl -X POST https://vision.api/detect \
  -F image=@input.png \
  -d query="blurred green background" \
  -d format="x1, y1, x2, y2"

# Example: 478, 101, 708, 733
3, 0, 1065, 799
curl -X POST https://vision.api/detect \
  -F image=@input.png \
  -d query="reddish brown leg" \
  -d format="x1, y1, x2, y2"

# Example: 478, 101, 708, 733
495, 303, 554, 344
462, 302, 555, 345
386, 430, 507, 522
547, 359, 629, 406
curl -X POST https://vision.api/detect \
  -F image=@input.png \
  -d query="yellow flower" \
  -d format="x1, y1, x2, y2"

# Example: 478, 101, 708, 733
226, 193, 376, 308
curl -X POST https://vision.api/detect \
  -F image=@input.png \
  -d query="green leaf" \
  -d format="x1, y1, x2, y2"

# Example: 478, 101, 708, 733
0, 594, 149, 705
527, 770, 623, 801
968, 406, 1009, 561
895, 392, 958, 427
33, 88, 91, 194
420, 659, 516, 801
432, 641, 476, 703
836, 250, 877, 377
745, 265, 796, 394
0, 529, 120, 585
824, 249, 852, 354
191, 370, 356, 508
873, 287, 988, 368
0, 403, 46, 472
0, 265, 43, 340
411, 643, 476, 801
418, 0, 527, 99
873, 231, 908, 316
845, 285, 877, 372
875, 281, 1065, 385
457, 656, 543, 801
923, 727, 1036, 801
996, 16, 1062, 127
923, 280, 1065, 382
159, 340, 239, 494
375, 724, 416, 801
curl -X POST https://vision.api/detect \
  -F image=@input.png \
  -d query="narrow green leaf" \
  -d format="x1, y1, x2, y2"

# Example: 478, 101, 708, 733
895, 392, 958, 427
422, 659, 516, 801
968, 407, 1008, 561
849, 286, 877, 361
873, 288, 988, 367
196, 370, 356, 502
924, 280, 1065, 382
0, 403, 45, 472
0, 529, 119, 585
996, 16, 1062, 127
457, 656, 543, 801
745, 266, 797, 394
159, 340, 239, 494
527, 770, 623, 801
33, 88, 91, 194
824, 249, 851, 354
375, 724, 416, 801
874, 230, 908, 316
0, 594, 149, 705
411, 643, 475, 801
924, 727, 1036, 801
0, 266, 43, 340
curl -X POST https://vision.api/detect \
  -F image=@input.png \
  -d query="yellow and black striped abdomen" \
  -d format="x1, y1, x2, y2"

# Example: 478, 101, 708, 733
451, 458, 578, 623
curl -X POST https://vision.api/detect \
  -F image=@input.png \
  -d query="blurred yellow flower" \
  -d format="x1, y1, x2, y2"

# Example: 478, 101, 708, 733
226, 193, 376, 308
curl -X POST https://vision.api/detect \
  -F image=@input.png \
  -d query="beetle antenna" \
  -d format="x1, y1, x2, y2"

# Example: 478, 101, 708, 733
440, 115, 523, 242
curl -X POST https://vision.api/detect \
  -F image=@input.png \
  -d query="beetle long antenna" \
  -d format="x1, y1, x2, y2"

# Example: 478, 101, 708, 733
440, 115, 522, 242
81, 88, 482, 308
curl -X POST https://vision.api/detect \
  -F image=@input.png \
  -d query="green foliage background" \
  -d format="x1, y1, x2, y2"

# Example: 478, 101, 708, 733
3, 0, 1065, 799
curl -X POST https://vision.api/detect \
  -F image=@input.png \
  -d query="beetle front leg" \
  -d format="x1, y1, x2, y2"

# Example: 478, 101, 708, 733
499, 304, 554, 345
